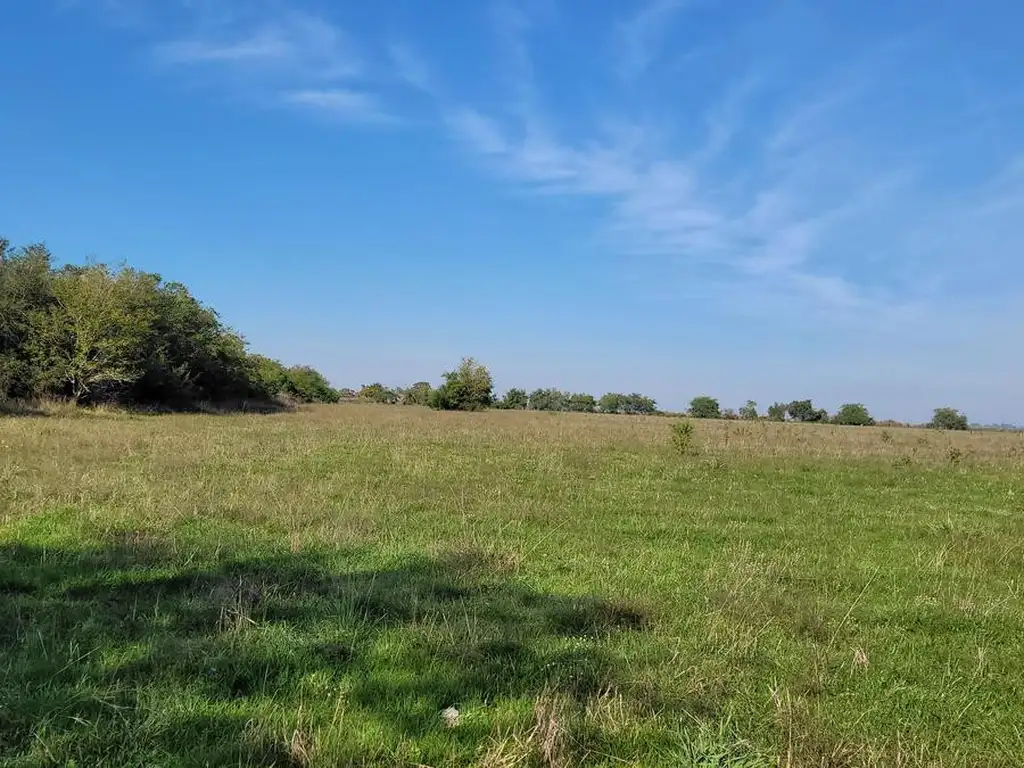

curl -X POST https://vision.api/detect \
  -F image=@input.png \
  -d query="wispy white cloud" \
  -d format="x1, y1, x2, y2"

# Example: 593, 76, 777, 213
155, 10, 361, 80
284, 89, 392, 124
614, 0, 692, 81
388, 41, 441, 99
157, 34, 291, 64
68, 0, 1024, 327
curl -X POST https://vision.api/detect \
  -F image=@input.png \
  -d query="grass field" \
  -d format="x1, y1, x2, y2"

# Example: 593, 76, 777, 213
1, 405, 1022, 767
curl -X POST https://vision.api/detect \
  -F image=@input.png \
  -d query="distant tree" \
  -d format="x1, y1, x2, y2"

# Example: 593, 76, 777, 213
337, 388, 357, 401
358, 382, 397, 404
766, 402, 787, 422
529, 388, 569, 411
497, 387, 528, 410
739, 400, 759, 420
833, 403, 875, 426
689, 395, 721, 419
722, 408, 738, 420
567, 393, 597, 413
787, 399, 828, 423
403, 381, 432, 406
929, 407, 968, 431
429, 357, 493, 411
619, 393, 657, 415
598, 392, 656, 414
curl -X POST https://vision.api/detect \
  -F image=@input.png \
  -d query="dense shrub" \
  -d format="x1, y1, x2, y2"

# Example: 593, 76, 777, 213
358, 383, 398, 404
402, 381, 433, 406
429, 357, 493, 411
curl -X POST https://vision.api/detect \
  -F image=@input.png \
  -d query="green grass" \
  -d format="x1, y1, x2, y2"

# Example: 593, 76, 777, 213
1, 406, 1022, 766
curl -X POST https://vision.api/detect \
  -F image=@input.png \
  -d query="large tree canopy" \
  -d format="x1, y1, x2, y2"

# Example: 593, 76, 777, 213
0, 238, 337, 406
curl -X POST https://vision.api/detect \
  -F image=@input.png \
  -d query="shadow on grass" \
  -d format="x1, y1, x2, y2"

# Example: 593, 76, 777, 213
0, 536, 651, 766
0, 398, 46, 417
0, 397, 294, 418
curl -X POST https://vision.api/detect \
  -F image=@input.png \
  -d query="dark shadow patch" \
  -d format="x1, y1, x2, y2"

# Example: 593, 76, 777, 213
0, 578, 35, 595
548, 597, 651, 636
313, 641, 356, 667
0, 540, 650, 765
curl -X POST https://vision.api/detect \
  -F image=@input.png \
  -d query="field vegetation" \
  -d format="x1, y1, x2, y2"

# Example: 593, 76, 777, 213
2, 406, 1022, 766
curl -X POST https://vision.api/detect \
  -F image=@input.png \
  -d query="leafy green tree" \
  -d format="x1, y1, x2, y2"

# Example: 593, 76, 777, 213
358, 383, 397, 404
403, 381, 432, 406
28, 265, 157, 402
136, 281, 255, 404
787, 399, 827, 423
567, 393, 596, 413
766, 402, 787, 422
739, 400, 759, 420
689, 395, 721, 419
498, 388, 528, 410
0, 235, 340, 408
833, 403, 875, 426
598, 392, 623, 413
529, 388, 569, 411
429, 357, 493, 411
0, 241, 53, 398
929, 407, 968, 431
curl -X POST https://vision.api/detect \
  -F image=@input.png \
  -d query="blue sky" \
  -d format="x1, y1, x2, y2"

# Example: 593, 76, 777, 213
2, 0, 1022, 422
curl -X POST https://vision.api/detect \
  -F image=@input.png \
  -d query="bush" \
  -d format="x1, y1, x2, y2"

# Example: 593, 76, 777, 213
669, 420, 696, 455
429, 357, 493, 411
403, 381, 432, 406
358, 383, 397, 404
283, 366, 340, 403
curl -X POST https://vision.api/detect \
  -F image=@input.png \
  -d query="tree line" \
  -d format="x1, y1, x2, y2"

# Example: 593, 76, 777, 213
682, 395, 969, 430
358, 359, 970, 430
1, 238, 973, 430
0, 239, 339, 406
346, 359, 657, 415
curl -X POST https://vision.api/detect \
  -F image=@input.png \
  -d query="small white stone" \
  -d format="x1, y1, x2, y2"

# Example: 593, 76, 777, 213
441, 706, 460, 728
